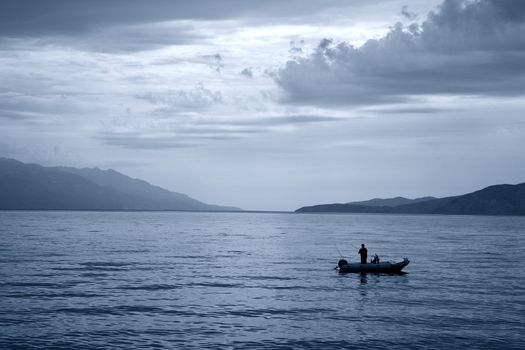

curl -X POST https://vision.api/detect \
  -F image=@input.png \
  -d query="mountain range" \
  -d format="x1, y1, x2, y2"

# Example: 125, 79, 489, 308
0, 158, 240, 211
296, 183, 525, 216
3, 156, 524, 215
346, 196, 436, 207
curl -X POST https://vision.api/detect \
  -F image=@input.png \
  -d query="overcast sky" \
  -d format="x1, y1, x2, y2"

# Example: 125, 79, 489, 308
1, 0, 525, 211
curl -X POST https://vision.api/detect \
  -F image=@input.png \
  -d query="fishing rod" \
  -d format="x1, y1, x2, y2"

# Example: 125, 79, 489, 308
334, 242, 365, 269
334, 245, 358, 270
333, 245, 344, 269
335, 246, 344, 258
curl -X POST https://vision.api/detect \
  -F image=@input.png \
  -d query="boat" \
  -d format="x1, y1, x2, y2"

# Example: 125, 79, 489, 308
337, 258, 409, 273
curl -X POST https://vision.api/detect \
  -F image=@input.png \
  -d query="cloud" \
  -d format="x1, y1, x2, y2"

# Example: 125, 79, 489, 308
0, 1, 442, 54
289, 40, 305, 55
365, 106, 454, 114
276, 0, 525, 107
0, 21, 210, 53
240, 67, 254, 78
98, 132, 197, 150
0, 92, 80, 123
0, 109, 41, 121
97, 126, 261, 150
0, 1, 356, 54
0, 1, 395, 36
97, 114, 340, 150
0, 1, 443, 52
78, 23, 209, 53
137, 85, 223, 109
401, 5, 417, 20
230, 115, 341, 126
202, 54, 223, 73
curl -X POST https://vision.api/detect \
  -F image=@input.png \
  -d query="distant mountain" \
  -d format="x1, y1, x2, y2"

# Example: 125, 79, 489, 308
0, 157, 240, 211
296, 183, 525, 216
347, 196, 435, 207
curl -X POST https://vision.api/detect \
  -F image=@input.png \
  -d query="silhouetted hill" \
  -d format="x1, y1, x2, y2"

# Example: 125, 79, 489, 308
296, 183, 525, 216
0, 158, 240, 211
347, 196, 435, 207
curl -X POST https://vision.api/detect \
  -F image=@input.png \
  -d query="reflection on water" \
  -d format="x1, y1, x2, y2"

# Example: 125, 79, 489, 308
0, 211, 524, 349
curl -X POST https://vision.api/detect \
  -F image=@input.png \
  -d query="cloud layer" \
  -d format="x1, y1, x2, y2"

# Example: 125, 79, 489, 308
277, 0, 525, 106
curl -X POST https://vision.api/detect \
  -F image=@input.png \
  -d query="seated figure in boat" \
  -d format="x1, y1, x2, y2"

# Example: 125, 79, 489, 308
371, 254, 380, 264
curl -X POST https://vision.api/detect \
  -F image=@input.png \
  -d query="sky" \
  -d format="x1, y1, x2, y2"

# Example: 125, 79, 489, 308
1, 0, 525, 211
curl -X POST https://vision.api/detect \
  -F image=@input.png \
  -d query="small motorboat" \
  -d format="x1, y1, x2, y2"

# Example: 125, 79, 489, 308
337, 258, 410, 273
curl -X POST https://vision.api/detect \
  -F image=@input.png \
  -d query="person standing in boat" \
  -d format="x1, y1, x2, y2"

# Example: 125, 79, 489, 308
358, 244, 368, 264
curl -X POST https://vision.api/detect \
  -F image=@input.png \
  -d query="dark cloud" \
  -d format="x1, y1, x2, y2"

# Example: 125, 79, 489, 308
0, 109, 37, 120
240, 67, 254, 78
0, 21, 209, 53
0, 1, 438, 52
401, 5, 417, 20
277, 0, 525, 106
0, 0, 357, 37
78, 24, 208, 53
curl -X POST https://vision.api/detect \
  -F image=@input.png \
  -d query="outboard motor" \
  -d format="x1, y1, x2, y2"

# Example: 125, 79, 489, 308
338, 259, 348, 268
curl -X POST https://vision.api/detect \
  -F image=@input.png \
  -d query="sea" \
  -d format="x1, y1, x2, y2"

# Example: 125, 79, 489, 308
1, 211, 524, 349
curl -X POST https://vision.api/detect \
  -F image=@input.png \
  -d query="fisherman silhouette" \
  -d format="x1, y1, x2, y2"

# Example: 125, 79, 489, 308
358, 244, 368, 264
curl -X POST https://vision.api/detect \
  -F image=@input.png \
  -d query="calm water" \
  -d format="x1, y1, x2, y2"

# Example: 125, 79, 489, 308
1, 211, 524, 349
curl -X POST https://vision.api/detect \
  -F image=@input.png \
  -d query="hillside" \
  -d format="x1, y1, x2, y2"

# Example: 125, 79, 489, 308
347, 196, 435, 207
0, 158, 240, 211
296, 183, 525, 216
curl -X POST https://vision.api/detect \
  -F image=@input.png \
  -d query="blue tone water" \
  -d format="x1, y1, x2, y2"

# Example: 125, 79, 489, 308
1, 211, 524, 349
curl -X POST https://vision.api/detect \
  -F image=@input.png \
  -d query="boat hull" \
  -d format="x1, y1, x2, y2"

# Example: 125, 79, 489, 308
339, 258, 409, 273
